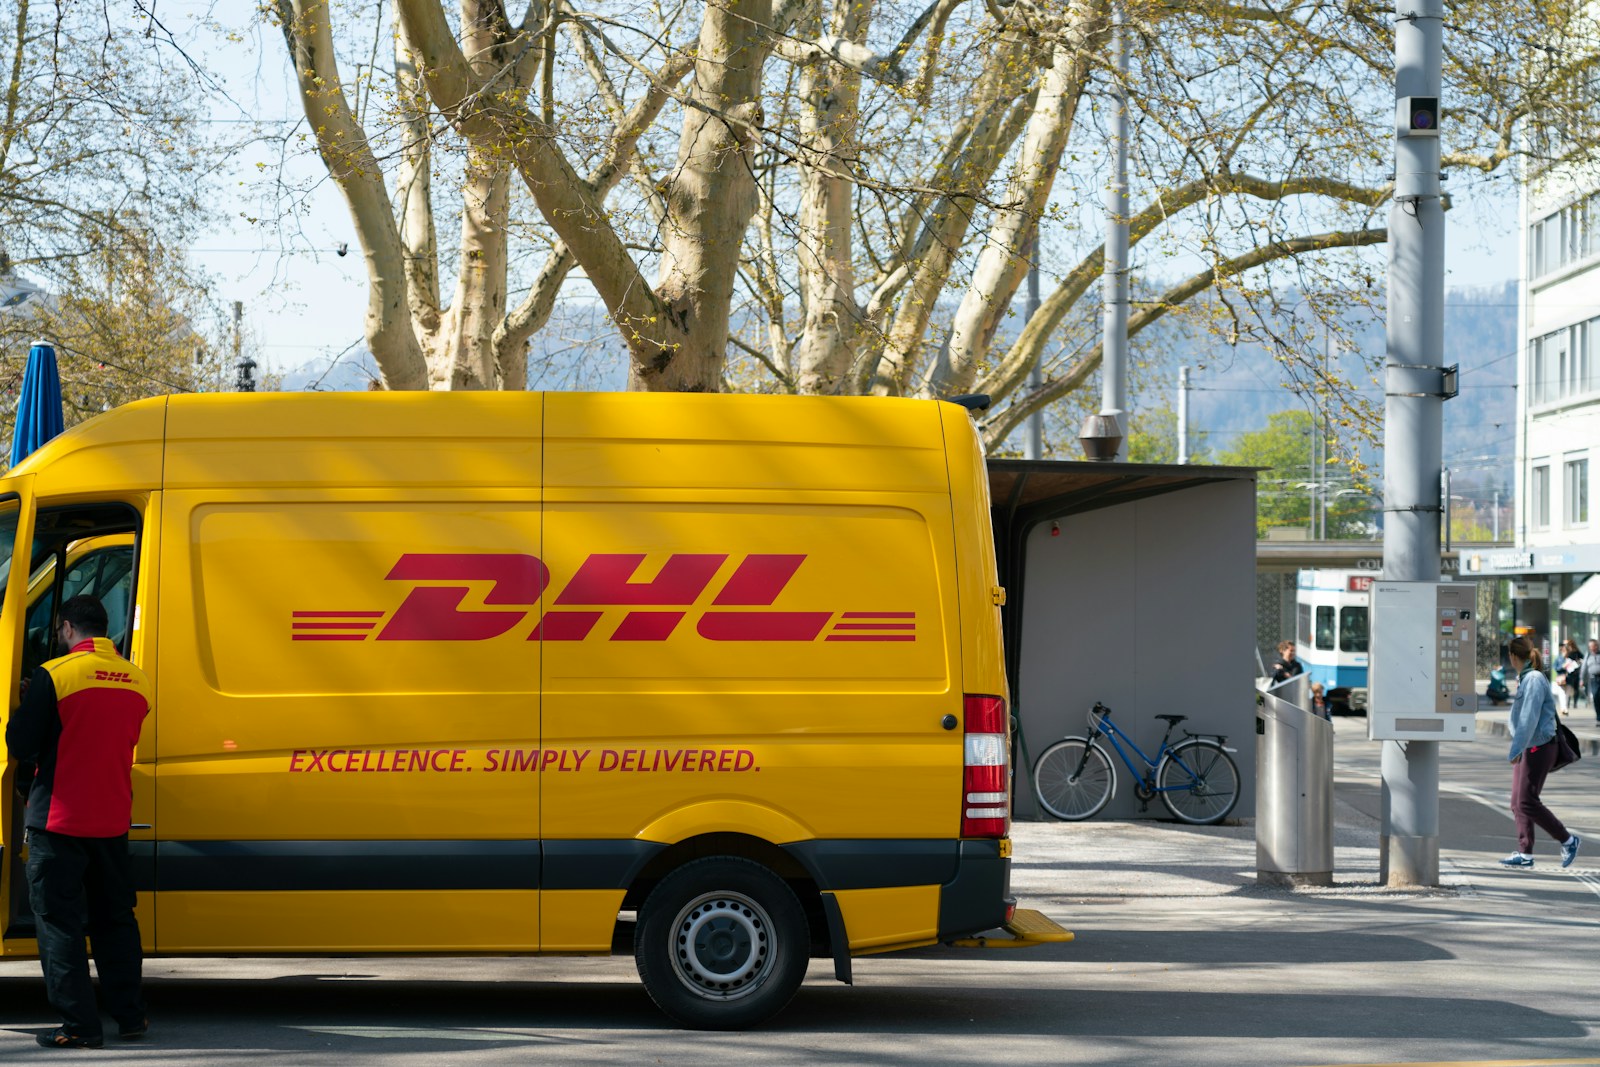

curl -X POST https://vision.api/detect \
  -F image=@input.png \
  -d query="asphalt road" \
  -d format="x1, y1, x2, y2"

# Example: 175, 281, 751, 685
3, 717, 1600, 1066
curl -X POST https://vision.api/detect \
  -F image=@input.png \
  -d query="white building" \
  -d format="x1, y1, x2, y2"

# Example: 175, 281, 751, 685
1467, 126, 1600, 648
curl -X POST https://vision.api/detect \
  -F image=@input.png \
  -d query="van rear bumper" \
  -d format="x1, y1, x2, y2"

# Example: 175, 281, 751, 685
937, 839, 1013, 939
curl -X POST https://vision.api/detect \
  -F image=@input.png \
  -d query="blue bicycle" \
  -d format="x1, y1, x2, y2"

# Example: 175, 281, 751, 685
1032, 702, 1241, 824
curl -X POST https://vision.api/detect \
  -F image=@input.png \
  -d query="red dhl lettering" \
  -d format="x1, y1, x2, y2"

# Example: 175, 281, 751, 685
285, 746, 761, 773
291, 552, 917, 645
93, 670, 134, 683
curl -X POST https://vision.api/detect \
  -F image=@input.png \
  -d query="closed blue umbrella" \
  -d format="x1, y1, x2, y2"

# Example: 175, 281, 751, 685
10, 341, 65, 467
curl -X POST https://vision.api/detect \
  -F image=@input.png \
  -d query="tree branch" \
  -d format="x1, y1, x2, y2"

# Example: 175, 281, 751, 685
981, 225, 1389, 446
275, 0, 426, 389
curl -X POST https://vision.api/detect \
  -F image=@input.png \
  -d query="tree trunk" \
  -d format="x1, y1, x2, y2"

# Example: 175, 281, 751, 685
933, 5, 1101, 397
277, 0, 427, 390
869, 40, 1036, 396
641, 0, 773, 391
793, 0, 870, 395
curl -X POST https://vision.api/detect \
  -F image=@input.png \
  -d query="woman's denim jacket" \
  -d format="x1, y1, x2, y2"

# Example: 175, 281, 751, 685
1508, 665, 1558, 761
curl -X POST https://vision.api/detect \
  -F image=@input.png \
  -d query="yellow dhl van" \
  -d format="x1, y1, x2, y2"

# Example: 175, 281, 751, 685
0, 392, 1067, 1028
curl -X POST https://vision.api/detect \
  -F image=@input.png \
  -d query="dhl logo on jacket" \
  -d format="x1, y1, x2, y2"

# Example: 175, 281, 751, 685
32, 638, 151, 837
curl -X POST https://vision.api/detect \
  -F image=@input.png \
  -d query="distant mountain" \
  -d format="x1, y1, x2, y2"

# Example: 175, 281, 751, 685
1137, 281, 1516, 497
275, 302, 631, 393
271, 283, 1518, 505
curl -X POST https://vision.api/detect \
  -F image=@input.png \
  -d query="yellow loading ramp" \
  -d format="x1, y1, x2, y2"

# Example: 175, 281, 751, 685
948, 908, 1074, 949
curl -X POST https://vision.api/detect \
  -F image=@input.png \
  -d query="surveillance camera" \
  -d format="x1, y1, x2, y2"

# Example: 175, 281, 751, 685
1396, 96, 1439, 137
336, 242, 349, 257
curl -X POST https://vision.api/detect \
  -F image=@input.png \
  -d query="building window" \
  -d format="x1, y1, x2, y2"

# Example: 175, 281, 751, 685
1530, 192, 1600, 281
1533, 464, 1551, 530
1567, 457, 1589, 526
1531, 314, 1600, 406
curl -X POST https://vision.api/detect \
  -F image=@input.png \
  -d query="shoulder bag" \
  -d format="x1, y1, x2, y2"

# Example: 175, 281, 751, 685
1553, 721, 1583, 772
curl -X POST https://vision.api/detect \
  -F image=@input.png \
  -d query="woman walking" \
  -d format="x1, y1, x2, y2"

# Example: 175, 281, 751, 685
1501, 635, 1582, 869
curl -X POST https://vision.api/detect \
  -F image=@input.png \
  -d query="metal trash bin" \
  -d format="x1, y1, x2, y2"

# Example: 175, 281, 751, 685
1255, 687, 1334, 887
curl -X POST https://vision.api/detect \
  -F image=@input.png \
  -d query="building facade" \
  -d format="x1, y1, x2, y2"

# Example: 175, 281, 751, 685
1466, 145, 1600, 653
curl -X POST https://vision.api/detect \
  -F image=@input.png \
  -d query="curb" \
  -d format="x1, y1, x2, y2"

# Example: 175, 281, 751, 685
1475, 714, 1600, 755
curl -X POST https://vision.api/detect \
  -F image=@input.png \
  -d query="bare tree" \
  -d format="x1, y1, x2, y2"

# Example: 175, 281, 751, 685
269, 0, 1600, 436
0, 0, 218, 301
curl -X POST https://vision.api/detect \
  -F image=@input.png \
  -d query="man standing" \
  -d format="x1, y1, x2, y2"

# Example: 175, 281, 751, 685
4, 596, 152, 1049
1270, 640, 1305, 685
1584, 638, 1600, 725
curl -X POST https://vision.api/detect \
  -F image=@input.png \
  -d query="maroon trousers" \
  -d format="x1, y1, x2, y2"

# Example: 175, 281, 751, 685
1513, 740, 1569, 855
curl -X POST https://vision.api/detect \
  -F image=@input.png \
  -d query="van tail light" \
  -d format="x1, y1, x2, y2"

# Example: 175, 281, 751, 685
962, 694, 1010, 838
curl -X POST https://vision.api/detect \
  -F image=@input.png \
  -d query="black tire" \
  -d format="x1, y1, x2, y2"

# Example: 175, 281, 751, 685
1032, 737, 1116, 821
634, 857, 809, 1030
1157, 739, 1241, 825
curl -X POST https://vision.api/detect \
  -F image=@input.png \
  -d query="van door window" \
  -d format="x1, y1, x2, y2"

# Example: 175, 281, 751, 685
18, 507, 141, 668
0, 498, 18, 609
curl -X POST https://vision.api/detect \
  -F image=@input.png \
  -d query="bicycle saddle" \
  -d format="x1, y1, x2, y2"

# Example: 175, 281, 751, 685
1155, 714, 1187, 724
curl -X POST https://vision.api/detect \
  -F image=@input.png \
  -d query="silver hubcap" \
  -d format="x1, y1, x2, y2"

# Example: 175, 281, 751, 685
669, 891, 775, 1001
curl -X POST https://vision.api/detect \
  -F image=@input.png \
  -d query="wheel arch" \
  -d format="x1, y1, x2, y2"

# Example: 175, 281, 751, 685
615, 832, 831, 963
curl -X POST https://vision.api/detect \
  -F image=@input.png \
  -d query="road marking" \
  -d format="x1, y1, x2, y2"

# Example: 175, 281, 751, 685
1568, 867, 1600, 899
1299, 1062, 1600, 1067
289, 1026, 545, 1042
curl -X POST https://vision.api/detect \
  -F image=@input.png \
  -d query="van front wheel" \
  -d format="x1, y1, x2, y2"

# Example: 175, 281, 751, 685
634, 857, 809, 1029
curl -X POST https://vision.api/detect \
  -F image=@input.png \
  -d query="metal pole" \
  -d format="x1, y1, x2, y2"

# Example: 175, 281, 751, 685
1443, 468, 1452, 554
1177, 366, 1190, 464
232, 300, 257, 393
1308, 407, 1317, 539
1321, 325, 1331, 539
1101, 4, 1129, 460
1494, 488, 1501, 541
1025, 230, 1043, 460
1380, 0, 1445, 887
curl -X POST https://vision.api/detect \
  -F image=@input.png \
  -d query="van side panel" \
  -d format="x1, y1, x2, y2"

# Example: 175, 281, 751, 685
154, 395, 545, 953
540, 395, 965, 930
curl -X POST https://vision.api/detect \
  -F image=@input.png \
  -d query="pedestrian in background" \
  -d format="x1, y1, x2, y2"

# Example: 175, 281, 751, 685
1583, 639, 1600, 722
1270, 640, 1304, 685
1310, 682, 1331, 721
1556, 637, 1583, 716
3, 596, 153, 1048
1500, 634, 1581, 870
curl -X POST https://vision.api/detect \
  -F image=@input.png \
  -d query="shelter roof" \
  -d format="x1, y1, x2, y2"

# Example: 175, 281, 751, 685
988, 458, 1257, 525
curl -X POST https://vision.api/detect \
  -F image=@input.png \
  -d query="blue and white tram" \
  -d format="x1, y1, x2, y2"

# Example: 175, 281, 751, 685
1294, 569, 1372, 714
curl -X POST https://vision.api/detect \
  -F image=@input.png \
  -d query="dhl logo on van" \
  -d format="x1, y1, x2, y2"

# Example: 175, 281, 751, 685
290, 552, 916, 644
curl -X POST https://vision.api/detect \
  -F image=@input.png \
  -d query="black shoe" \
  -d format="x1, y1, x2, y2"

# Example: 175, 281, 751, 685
36, 1028, 104, 1049
117, 1017, 149, 1040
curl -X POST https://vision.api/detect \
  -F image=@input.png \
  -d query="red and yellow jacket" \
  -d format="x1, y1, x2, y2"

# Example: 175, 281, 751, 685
5, 638, 151, 837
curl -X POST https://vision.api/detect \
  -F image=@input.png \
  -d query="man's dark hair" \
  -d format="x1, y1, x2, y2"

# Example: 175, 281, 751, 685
59, 595, 109, 638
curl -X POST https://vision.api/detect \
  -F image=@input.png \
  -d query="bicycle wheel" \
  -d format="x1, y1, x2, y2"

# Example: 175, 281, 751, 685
1156, 739, 1240, 825
1032, 737, 1116, 821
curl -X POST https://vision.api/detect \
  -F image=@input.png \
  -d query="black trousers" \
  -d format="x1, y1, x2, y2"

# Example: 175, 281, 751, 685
25, 828, 145, 1040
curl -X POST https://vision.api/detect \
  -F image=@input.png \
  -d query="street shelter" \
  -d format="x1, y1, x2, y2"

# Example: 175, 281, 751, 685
989, 460, 1259, 820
